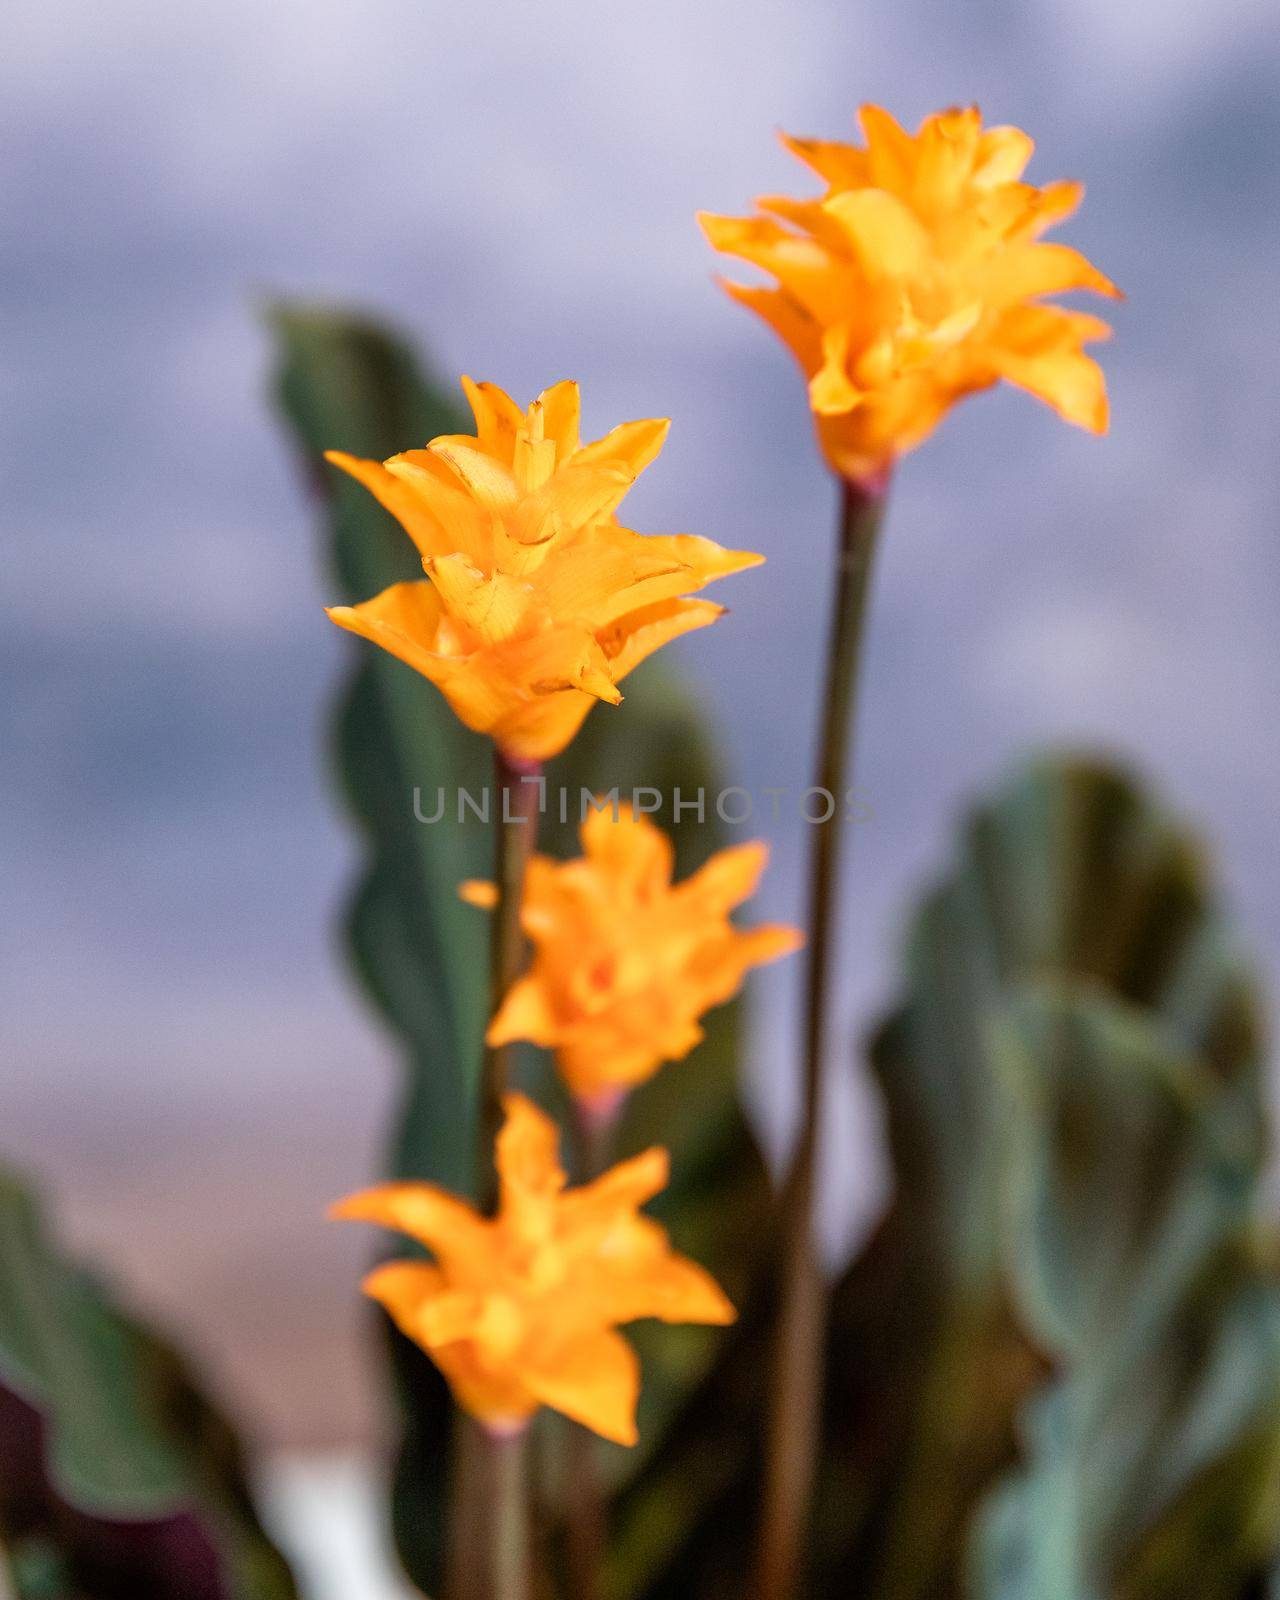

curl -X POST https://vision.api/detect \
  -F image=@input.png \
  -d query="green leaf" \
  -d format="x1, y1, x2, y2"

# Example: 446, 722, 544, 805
816, 753, 1272, 1600
269, 302, 491, 1197
269, 304, 772, 1598
969, 989, 1280, 1600
270, 304, 491, 1597
0, 1163, 297, 1600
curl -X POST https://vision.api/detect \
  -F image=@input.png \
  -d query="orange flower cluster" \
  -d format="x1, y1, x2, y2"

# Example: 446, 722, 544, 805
463, 805, 801, 1107
328, 105, 1117, 1453
700, 104, 1118, 481
326, 380, 761, 761
332, 1093, 734, 1444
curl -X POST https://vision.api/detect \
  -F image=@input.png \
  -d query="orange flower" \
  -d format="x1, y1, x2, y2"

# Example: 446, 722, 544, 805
462, 805, 802, 1105
699, 105, 1119, 482
325, 380, 762, 761
330, 1093, 734, 1444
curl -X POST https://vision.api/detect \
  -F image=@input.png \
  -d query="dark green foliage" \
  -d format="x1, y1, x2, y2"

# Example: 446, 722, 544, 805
0, 1166, 297, 1600
830, 756, 1278, 1600
971, 990, 1280, 1600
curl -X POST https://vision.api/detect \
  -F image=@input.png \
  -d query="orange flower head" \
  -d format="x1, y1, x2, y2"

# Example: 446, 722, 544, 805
699, 105, 1119, 482
330, 1092, 734, 1444
325, 380, 763, 761
461, 805, 802, 1105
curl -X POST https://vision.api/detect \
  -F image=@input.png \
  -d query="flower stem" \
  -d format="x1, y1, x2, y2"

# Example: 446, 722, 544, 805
562, 1094, 624, 1600
448, 1418, 532, 1600
477, 748, 542, 1209
755, 474, 888, 1600
446, 749, 540, 1600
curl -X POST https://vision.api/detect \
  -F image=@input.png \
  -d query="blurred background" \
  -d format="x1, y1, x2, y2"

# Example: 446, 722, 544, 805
4, 0, 1278, 1592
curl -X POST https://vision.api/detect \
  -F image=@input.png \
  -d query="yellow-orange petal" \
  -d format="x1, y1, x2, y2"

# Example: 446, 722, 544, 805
515, 1327, 640, 1446
508, 462, 637, 550
619, 533, 765, 597
430, 1339, 539, 1432
534, 380, 582, 460
777, 129, 869, 191
486, 974, 561, 1049
737, 922, 807, 967
326, 582, 448, 682
460, 376, 525, 460
578, 804, 675, 897
531, 538, 687, 629
459, 879, 499, 909
381, 452, 494, 567
1021, 179, 1085, 238
914, 105, 984, 206
856, 104, 916, 193
497, 625, 623, 706
360, 1260, 446, 1339
418, 1286, 515, 1350
425, 554, 537, 645
496, 1092, 566, 1213
601, 598, 726, 685
809, 323, 861, 416
701, 213, 848, 325
429, 440, 522, 511
332, 1183, 491, 1273
688, 924, 807, 1016
324, 451, 452, 562
553, 1018, 691, 1100
989, 305, 1112, 433
488, 688, 600, 764
565, 1150, 671, 1240
982, 241, 1120, 306
973, 124, 1035, 186
571, 417, 671, 481
823, 188, 931, 282
757, 194, 851, 256
678, 840, 770, 914
719, 279, 823, 375
604, 1249, 738, 1328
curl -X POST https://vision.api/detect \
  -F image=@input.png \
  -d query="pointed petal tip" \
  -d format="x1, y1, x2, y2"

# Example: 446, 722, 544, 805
327, 1191, 368, 1222
637, 1144, 671, 1188
536, 377, 580, 406
755, 923, 808, 962
586, 678, 624, 707
706, 1290, 738, 1327
499, 1088, 540, 1121
698, 213, 749, 250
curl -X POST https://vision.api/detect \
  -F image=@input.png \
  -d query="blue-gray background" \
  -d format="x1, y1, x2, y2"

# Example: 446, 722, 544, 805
4, 0, 1277, 1449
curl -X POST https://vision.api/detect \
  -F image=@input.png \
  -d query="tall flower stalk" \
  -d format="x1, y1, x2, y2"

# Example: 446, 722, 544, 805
758, 473, 887, 1600
701, 103, 1115, 1598
453, 751, 541, 1600
446, 1414, 532, 1600
562, 1098, 618, 1600
477, 751, 543, 1204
